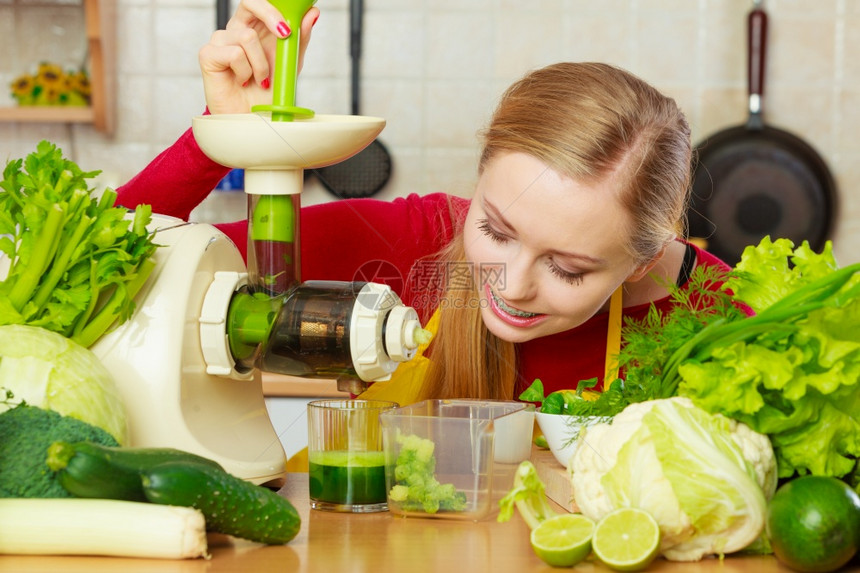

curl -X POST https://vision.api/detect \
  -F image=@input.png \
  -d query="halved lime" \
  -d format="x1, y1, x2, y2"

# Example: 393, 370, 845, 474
592, 507, 661, 571
530, 513, 595, 567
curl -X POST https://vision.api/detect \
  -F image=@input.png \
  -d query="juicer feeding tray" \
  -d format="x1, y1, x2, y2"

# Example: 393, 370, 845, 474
192, 113, 386, 171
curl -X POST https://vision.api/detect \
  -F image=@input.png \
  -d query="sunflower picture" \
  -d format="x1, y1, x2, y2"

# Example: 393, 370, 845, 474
10, 62, 91, 106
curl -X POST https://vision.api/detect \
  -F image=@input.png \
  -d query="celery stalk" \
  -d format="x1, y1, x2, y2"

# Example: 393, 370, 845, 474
0, 141, 159, 348
7, 205, 65, 311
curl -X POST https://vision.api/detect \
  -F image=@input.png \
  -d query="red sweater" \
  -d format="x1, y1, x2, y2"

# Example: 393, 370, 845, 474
116, 127, 733, 398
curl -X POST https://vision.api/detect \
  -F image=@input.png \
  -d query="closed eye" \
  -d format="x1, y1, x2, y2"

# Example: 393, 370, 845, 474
547, 261, 584, 285
477, 218, 510, 244
480, 218, 585, 284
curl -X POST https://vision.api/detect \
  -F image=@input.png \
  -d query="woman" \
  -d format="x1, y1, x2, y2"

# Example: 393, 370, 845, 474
116, 0, 729, 404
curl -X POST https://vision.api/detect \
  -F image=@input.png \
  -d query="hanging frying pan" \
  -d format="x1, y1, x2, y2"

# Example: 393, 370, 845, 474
687, 0, 837, 265
310, 0, 392, 199
216, 0, 230, 29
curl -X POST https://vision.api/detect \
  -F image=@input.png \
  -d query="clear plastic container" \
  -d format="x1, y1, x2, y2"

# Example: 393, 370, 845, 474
380, 399, 534, 521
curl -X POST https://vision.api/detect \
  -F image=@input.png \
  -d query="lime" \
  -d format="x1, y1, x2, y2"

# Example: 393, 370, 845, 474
766, 475, 860, 573
530, 513, 595, 567
592, 507, 661, 571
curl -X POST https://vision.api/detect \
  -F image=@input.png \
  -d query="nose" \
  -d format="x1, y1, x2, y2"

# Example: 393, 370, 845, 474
489, 251, 537, 302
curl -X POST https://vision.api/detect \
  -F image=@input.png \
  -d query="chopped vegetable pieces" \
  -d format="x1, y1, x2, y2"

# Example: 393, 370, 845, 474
498, 460, 558, 529
388, 433, 467, 513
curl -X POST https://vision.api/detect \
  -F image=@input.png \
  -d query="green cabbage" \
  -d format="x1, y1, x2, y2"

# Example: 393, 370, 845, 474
570, 397, 776, 561
0, 324, 127, 444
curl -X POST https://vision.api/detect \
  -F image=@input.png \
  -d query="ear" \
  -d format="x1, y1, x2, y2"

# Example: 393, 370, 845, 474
627, 244, 669, 282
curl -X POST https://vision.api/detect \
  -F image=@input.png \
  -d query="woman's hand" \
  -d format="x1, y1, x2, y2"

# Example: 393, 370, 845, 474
198, 0, 319, 115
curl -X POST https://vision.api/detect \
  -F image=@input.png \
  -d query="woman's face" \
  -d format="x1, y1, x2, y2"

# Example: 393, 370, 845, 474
463, 151, 645, 343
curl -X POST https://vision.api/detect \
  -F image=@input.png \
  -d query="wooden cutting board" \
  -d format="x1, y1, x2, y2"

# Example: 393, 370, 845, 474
529, 446, 577, 513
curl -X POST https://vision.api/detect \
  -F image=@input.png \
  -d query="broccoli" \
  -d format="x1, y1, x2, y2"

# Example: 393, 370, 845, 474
388, 433, 467, 513
0, 403, 119, 498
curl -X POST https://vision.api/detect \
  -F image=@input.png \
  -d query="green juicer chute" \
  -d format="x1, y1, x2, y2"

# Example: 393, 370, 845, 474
230, 0, 316, 367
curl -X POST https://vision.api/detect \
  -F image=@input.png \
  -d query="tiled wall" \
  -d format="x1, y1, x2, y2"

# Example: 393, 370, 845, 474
2, 0, 860, 263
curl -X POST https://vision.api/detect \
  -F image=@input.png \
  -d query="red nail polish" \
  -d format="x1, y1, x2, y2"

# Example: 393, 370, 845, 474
276, 21, 291, 38
261, 77, 271, 90
312, 13, 319, 26
242, 79, 250, 87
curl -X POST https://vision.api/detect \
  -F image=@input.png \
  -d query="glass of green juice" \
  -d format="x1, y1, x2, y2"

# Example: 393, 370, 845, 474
307, 399, 398, 512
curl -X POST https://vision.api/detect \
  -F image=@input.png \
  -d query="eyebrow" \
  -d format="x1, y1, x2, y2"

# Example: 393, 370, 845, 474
482, 199, 606, 265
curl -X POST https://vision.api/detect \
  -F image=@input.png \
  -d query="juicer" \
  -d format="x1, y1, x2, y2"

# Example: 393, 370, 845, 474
90, 0, 423, 484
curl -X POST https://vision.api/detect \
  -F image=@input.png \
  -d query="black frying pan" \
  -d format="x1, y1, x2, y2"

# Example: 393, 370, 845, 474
310, 0, 392, 199
688, 0, 837, 266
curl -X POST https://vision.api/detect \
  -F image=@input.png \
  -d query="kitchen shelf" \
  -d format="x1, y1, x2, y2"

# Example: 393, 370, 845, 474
0, 0, 115, 134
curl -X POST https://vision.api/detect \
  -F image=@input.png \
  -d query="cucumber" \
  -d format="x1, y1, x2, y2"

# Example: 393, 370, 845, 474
141, 461, 301, 545
46, 441, 224, 502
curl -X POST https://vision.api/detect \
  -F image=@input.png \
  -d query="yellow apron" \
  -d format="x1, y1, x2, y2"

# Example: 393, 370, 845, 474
604, 285, 623, 383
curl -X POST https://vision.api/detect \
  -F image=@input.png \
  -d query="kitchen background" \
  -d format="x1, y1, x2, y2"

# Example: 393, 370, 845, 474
2, 0, 859, 458
3, 0, 860, 260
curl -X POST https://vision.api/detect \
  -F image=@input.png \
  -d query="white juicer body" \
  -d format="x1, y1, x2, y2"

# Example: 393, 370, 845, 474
90, 214, 286, 484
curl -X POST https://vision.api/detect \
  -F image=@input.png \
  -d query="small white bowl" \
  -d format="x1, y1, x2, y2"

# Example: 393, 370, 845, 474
536, 412, 612, 468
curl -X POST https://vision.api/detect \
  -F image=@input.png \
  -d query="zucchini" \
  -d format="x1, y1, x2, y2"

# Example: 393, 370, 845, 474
46, 441, 224, 501
142, 461, 301, 545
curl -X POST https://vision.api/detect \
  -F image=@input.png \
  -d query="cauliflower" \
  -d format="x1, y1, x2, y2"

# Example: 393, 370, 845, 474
569, 397, 776, 562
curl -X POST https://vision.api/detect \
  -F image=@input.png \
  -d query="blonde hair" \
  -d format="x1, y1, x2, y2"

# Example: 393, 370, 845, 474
420, 62, 692, 400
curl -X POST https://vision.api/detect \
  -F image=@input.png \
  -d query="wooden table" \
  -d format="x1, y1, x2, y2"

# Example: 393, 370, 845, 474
0, 473, 795, 573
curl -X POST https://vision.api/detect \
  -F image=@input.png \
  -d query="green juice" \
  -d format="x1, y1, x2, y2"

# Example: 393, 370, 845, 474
308, 450, 387, 505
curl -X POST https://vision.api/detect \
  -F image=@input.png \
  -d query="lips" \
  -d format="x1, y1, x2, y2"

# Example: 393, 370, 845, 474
485, 284, 546, 328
